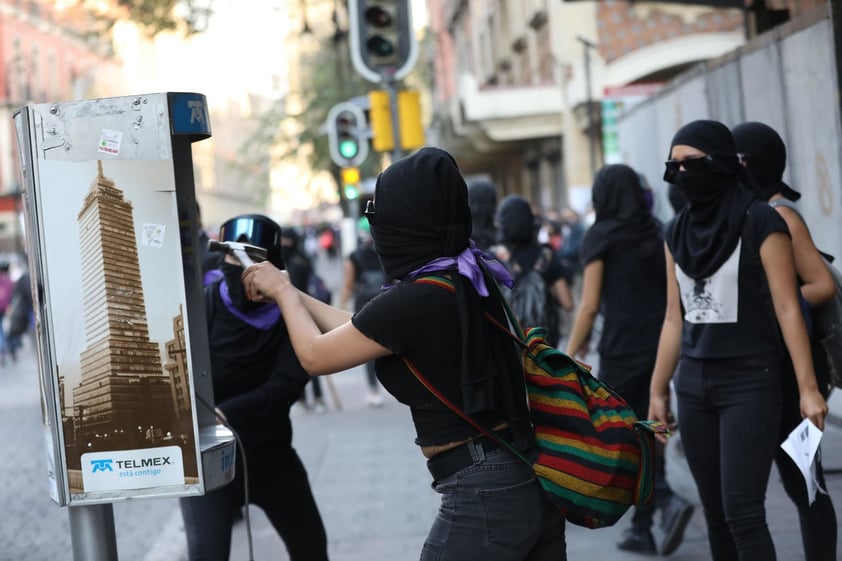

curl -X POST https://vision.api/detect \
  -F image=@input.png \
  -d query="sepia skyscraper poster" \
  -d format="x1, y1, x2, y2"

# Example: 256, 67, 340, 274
12, 92, 234, 506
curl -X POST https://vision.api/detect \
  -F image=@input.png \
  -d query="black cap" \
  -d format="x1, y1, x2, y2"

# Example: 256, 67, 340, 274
218, 214, 284, 268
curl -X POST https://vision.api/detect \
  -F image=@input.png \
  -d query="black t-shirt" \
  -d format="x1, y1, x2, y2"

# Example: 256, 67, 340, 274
667, 202, 789, 359
352, 279, 530, 448
581, 238, 666, 359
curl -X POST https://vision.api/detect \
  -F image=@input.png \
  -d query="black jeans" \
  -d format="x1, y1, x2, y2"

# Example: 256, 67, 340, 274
422, 445, 566, 560
179, 445, 328, 561
675, 355, 783, 561
600, 353, 673, 531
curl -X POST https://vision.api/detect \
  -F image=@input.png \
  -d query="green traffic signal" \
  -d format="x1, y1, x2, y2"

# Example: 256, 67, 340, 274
338, 138, 359, 159
344, 184, 360, 200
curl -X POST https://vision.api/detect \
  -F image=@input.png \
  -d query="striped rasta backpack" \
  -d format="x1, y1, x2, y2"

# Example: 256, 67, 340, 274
407, 274, 667, 529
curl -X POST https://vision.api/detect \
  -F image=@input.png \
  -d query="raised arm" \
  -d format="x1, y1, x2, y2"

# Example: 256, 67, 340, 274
242, 261, 392, 376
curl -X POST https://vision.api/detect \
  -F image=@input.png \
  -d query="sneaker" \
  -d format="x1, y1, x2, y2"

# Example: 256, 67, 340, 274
290, 402, 308, 416
313, 399, 327, 414
659, 495, 694, 556
366, 392, 384, 408
616, 527, 656, 555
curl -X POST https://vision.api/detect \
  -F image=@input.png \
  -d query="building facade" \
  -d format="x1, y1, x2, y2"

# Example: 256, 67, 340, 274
0, 0, 116, 252
425, 0, 745, 213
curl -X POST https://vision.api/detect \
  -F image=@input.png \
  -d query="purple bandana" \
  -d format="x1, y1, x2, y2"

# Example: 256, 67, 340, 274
402, 242, 514, 296
219, 281, 281, 330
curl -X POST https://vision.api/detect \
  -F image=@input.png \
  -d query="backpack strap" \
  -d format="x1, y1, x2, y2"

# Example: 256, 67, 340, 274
413, 274, 527, 344
406, 273, 594, 463
400, 354, 532, 465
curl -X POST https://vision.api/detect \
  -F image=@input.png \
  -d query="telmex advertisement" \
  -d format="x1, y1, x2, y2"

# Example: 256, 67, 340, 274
14, 93, 235, 506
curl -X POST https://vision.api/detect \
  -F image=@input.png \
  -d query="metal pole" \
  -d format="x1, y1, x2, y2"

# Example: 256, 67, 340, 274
69, 504, 119, 561
385, 77, 403, 162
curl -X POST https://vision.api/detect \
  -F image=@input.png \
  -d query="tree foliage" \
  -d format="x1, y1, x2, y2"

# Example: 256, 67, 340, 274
96, 0, 213, 37
232, 32, 377, 206
234, 26, 434, 210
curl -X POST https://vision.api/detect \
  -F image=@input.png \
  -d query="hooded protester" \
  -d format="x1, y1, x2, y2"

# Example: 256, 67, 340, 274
494, 195, 573, 348
733, 121, 837, 561
565, 164, 693, 555
179, 214, 329, 561
243, 148, 567, 560
648, 120, 827, 561
467, 179, 498, 252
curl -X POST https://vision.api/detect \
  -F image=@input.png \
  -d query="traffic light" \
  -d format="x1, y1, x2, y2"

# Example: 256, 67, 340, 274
368, 89, 425, 152
349, 0, 417, 83
327, 102, 368, 167
341, 167, 361, 200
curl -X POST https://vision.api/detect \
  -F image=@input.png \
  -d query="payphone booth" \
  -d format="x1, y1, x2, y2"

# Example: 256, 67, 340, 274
13, 92, 236, 557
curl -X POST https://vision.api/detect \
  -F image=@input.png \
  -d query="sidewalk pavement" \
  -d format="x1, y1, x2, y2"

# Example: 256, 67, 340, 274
4, 332, 841, 561
209, 367, 842, 561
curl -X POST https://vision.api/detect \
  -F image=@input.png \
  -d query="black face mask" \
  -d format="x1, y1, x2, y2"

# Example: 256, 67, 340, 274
666, 158, 733, 206
221, 262, 259, 310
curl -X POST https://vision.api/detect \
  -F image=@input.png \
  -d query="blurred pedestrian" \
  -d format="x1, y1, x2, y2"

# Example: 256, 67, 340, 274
339, 217, 386, 407
558, 207, 585, 281
467, 179, 497, 252
733, 120, 838, 561
0, 262, 14, 364
494, 195, 574, 348
5, 269, 32, 362
565, 164, 693, 555
243, 148, 567, 560
648, 120, 827, 561
284, 226, 328, 413
319, 226, 338, 260
180, 214, 329, 561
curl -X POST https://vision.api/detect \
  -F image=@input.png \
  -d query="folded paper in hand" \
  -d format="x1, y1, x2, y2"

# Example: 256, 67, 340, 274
780, 418, 824, 505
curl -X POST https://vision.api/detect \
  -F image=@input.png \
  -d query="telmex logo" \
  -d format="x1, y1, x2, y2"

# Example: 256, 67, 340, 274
90, 456, 172, 473
91, 459, 113, 473
115, 456, 172, 469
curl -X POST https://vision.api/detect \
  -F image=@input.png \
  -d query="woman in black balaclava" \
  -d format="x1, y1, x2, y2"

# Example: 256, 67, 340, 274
733, 121, 837, 561
180, 214, 329, 561
467, 179, 497, 252
647, 120, 827, 561
565, 164, 693, 556
494, 194, 574, 348
242, 148, 567, 560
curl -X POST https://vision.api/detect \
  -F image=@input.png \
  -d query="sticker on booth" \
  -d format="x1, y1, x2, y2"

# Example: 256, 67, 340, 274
82, 446, 185, 492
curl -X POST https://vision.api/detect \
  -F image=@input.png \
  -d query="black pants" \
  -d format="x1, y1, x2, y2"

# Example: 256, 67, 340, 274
600, 353, 673, 530
675, 355, 783, 561
180, 443, 328, 561
774, 363, 837, 561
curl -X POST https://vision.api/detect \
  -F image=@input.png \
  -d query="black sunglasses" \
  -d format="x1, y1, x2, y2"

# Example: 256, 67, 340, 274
364, 199, 375, 223
664, 155, 714, 174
